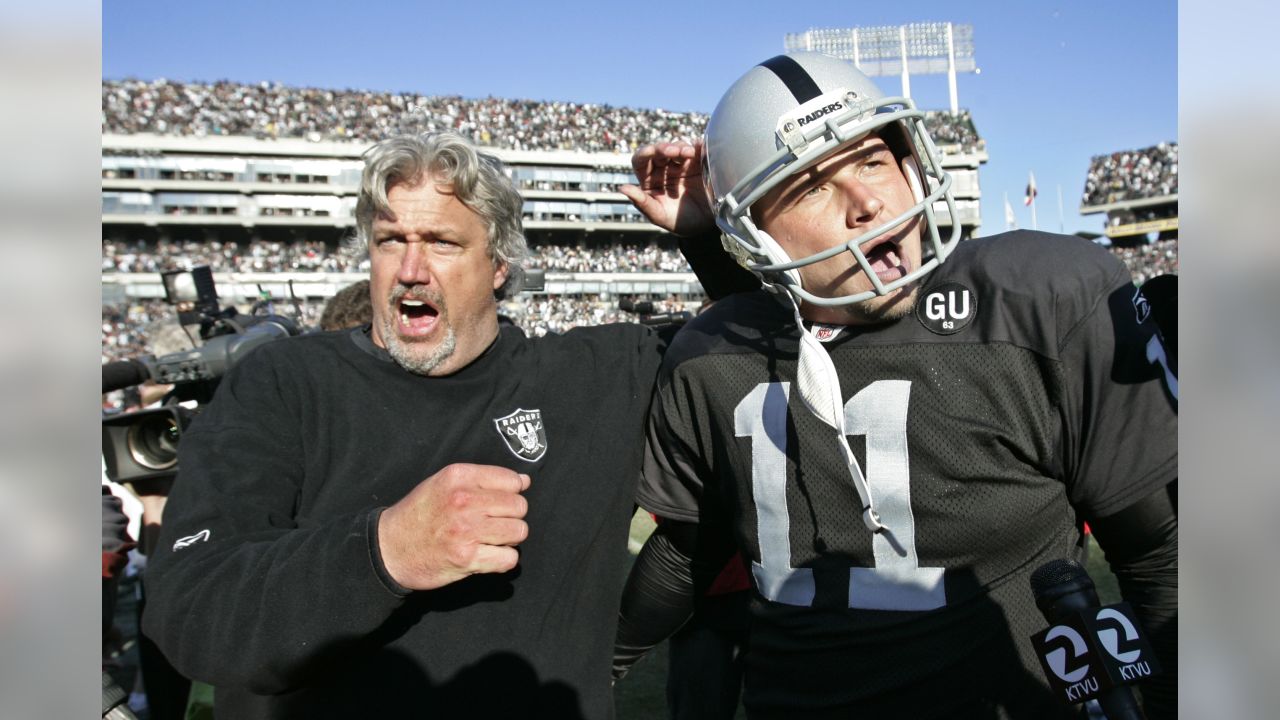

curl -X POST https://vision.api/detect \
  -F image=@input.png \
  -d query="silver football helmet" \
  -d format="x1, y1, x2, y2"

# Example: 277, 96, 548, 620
704, 52, 962, 306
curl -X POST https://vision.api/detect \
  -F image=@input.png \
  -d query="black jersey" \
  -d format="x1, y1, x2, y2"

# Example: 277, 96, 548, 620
638, 231, 1177, 718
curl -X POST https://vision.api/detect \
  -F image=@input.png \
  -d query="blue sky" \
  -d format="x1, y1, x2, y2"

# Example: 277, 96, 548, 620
103, 0, 1175, 235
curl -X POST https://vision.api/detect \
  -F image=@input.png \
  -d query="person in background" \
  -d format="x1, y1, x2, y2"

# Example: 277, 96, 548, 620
319, 279, 372, 331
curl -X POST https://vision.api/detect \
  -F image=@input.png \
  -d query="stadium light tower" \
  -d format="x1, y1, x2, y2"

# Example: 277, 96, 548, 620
784, 22, 977, 112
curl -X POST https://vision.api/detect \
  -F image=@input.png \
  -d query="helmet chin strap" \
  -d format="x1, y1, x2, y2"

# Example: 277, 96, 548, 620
748, 215, 885, 533
785, 293, 885, 535
748, 155, 929, 535
754, 228, 804, 289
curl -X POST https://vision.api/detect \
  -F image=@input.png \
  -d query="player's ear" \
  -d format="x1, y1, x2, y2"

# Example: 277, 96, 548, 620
492, 260, 509, 292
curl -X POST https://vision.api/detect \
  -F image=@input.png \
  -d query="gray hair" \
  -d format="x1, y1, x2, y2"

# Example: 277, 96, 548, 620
355, 131, 527, 299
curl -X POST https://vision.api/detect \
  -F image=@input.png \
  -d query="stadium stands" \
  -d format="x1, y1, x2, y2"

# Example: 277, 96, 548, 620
100, 238, 694, 275
99, 293, 690, 377
101, 78, 994, 370
1106, 239, 1178, 285
1078, 141, 1178, 253
103, 79, 987, 155
1081, 142, 1178, 207
102, 79, 705, 153
923, 109, 983, 154
100, 234, 1175, 370
102, 238, 370, 274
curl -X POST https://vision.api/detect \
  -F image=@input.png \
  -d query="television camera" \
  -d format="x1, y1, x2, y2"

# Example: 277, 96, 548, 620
101, 266, 301, 489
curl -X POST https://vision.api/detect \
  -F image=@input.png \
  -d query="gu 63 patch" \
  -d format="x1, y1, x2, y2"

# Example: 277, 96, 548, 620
917, 282, 977, 335
493, 408, 548, 462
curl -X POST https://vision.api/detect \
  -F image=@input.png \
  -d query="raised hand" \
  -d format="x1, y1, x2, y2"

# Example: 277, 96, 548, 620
619, 140, 715, 237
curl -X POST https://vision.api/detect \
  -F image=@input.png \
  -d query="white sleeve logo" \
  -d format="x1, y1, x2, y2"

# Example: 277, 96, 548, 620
173, 529, 211, 551
1145, 334, 1178, 401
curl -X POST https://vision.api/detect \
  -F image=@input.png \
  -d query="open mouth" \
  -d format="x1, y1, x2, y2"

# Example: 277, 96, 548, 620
863, 240, 911, 282
396, 297, 441, 337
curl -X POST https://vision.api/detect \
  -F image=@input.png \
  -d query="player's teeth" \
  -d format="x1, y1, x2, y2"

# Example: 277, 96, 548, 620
402, 299, 425, 307
400, 312, 409, 325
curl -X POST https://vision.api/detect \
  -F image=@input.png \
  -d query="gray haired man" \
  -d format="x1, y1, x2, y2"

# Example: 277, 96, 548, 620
142, 131, 750, 719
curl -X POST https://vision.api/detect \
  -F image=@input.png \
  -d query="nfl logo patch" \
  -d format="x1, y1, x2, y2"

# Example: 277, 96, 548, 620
493, 408, 548, 462
812, 324, 843, 343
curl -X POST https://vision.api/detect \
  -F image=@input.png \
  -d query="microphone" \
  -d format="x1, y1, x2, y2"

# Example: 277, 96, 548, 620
103, 316, 298, 393
102, 357, 154, 393
1029, 559, 1154, 720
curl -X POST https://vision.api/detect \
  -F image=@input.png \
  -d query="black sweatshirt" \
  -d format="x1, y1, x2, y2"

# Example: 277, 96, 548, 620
143, 324, 666, 719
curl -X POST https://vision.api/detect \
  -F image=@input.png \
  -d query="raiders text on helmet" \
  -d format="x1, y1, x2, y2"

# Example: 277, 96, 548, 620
704, 52, 963, 307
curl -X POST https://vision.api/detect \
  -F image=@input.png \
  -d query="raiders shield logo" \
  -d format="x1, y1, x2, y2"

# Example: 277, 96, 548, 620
493, 408, 548, 462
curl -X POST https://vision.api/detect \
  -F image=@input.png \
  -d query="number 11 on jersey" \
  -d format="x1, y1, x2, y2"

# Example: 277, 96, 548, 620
735, 381, 947, 612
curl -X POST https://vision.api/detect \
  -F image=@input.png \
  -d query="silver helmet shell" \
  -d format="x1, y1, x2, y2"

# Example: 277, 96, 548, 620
704, 52, 962, 306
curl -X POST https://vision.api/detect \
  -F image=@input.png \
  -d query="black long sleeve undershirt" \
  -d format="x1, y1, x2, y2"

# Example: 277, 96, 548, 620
1088, 480, 1178, 720
677, 234, 761, 301
613, 520, 732, 682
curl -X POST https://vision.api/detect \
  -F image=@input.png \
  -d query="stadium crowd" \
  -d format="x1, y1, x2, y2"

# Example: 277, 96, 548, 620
102, 300, 175, 364
102, 79, 705, 154
102, 238, 371, 274
923, 108, 981, 151
102, 292, 686, 354
104, 233, 1176, 282
101, 298, 324, 366
1082, 142, 1178, 206
501, 296, 687, 337
527, 243, 689, 273
101, 232, 1175, 371
101, 79, 986, 154
102, 238, 696, 275
101, 293, 690, 403
1107, 238, 1178, 285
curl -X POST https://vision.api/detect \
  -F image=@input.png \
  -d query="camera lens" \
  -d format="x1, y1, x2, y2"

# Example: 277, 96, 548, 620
126, 414, 181, 470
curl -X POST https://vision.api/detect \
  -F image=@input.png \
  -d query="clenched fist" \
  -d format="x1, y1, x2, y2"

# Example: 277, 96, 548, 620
377, 463, 531, 591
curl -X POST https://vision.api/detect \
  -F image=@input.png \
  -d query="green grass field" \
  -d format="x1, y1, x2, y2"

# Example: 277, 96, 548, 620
615, 509, 1119, 719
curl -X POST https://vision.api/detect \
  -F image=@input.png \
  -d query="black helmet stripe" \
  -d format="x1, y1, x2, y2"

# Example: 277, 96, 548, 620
758, 55, 823, 104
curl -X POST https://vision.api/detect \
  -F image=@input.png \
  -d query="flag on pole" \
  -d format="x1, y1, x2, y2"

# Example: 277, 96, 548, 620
1024, 172, 1038, 207
1004, 193, 1017, 230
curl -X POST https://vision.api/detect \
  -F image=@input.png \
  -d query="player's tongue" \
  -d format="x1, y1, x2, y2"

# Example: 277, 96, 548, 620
866, 242, 904, 276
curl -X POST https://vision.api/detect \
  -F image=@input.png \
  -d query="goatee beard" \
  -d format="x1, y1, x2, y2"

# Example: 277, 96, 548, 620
383, 323, 457, 376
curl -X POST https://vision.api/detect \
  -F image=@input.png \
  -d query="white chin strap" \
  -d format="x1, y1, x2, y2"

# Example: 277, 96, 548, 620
751, 152, 930, 536
787, 296, 884, 534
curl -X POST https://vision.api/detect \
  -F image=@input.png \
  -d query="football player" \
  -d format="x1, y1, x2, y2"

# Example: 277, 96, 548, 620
614, 52, 1177, 718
